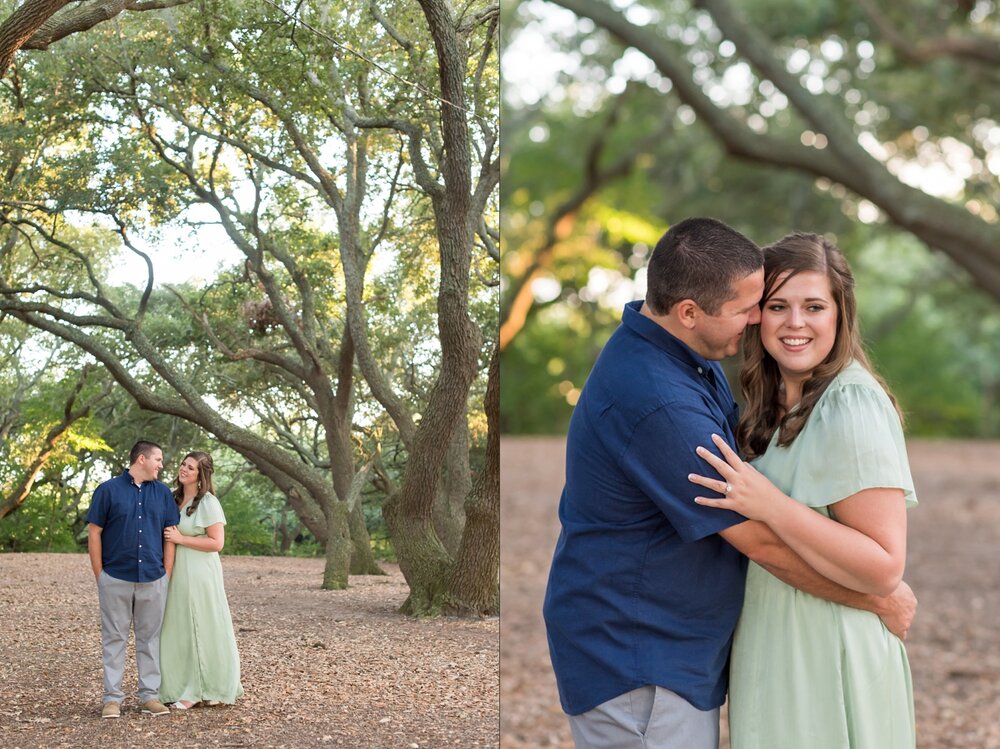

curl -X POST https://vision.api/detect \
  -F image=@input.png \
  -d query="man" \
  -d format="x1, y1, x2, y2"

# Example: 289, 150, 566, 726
86, 440, 180, 718
542, 218, 915, 748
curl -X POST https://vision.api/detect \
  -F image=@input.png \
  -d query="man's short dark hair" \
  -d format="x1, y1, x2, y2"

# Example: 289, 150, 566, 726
645, 217, 763, 315
129, 440, 162, 466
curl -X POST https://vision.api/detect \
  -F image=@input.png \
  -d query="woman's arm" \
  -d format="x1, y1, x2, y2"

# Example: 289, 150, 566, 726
164, 523, 225, 553
164, 540, 176, 577
719, 519, 915, 639
691, 434, 907, 596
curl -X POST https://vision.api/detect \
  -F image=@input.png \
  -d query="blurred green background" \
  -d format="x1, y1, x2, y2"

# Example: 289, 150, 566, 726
499, 0, 1000, 438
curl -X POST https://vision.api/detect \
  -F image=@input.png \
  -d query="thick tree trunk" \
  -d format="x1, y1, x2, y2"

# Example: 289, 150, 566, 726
275, 507, 295, 554
380, 0, 484, 616
348, 500, 383, 575
321, 501, 352, 590
444, 346, 499, 616
383, 492, 453, 615
433, 422, 471, 556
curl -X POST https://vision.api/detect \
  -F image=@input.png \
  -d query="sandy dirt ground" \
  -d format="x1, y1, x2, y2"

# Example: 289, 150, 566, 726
501, 437, 1000, 749
0, 556, 499, 749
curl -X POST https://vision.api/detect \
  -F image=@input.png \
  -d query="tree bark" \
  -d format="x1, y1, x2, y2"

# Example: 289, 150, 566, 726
348, 500, 383, 575
443, 345, 499, 616
322, 501, 352, 590
382, 0, 485, 616
0, 0, 72, 77
22, 0, 193, 51
0, 0, 194, 76
433, 420, 471, 556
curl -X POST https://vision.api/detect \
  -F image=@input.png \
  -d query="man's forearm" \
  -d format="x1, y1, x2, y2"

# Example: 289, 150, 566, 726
756, 543, 888, 615
87, 528, 102, 578
722, 519, 888, 614
164, 542, 175, 577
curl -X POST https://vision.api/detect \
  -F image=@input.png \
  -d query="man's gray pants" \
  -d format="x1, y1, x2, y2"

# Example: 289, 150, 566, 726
568, 685, 720, 749
97, 571, 168, 704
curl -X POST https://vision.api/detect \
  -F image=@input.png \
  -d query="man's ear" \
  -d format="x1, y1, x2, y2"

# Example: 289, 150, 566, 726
673, 299, 700, 330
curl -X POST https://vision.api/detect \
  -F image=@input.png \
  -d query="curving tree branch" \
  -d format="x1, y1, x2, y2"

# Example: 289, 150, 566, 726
548, 0, 1000, 303
0, 0, 194, 77
855, 0, 1000, 66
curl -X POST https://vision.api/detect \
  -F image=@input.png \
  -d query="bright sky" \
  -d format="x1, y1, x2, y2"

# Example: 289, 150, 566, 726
107, 221, 243, 288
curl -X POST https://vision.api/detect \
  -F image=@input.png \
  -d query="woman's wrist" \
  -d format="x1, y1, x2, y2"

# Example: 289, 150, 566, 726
762, 489, 793, 527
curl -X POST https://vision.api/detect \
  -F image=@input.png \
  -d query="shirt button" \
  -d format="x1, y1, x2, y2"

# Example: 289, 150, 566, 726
139, 530, 142, 533
697, 366, 704, 374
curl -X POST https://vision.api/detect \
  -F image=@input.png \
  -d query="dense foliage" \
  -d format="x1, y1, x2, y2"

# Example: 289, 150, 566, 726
500, 0, 1000, 436
0, 0, 499, 615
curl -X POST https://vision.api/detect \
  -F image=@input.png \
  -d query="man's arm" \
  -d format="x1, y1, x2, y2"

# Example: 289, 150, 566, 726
87, 523, 103, 579
720, 519, 916, 639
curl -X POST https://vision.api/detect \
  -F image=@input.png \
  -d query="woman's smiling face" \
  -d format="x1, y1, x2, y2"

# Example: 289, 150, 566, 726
760, 270, 839, 380
177, 457, 199, 487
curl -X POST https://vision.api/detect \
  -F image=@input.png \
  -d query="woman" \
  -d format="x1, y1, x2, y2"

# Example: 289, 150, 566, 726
689, 233, 916, 748
160, 451, 244, 709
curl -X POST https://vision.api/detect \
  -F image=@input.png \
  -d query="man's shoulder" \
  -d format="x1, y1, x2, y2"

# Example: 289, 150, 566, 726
151, 480, 175, 497
94, 472, 124, 492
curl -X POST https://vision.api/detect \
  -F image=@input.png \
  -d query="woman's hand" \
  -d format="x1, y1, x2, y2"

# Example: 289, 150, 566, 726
688, 434, 789, 523
163, 525, 184, 545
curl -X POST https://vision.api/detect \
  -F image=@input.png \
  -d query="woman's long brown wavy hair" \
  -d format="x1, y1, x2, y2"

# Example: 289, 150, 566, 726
737, 233, 901, 459
173, 451, 216, 517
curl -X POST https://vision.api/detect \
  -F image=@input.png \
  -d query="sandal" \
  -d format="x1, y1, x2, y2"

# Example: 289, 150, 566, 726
170, 700, 198, 710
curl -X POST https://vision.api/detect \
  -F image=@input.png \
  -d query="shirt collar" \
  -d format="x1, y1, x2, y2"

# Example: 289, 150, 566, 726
621, 300, 716, 377
122, 470, 145, 487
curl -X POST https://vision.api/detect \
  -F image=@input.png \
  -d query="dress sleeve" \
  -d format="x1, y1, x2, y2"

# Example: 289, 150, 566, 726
194, 493, 227, 530
792, 381, 917, 509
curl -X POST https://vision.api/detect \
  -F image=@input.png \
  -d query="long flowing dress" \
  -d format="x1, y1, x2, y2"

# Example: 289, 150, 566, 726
159, 493, 244, 705
728, 362, 917, 749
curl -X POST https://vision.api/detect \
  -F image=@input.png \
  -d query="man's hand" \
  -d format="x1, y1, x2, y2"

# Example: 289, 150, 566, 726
876, 580, 917, 640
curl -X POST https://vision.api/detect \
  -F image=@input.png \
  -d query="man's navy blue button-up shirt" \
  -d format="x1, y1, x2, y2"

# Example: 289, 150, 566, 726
543, 300, 749, 715
85, 471, 180, 583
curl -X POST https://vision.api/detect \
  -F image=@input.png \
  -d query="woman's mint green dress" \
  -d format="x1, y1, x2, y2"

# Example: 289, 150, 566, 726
728, 362, 917, 749
159, 493, 244, 704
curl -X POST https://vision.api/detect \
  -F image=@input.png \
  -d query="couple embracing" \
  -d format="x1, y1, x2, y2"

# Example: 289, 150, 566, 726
544, 218, 917, 749
85, 441, 244, 718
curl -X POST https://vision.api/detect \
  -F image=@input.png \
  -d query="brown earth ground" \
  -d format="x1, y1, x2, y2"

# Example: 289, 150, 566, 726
0, 556, 499, 749
501, 437, 1000, 749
